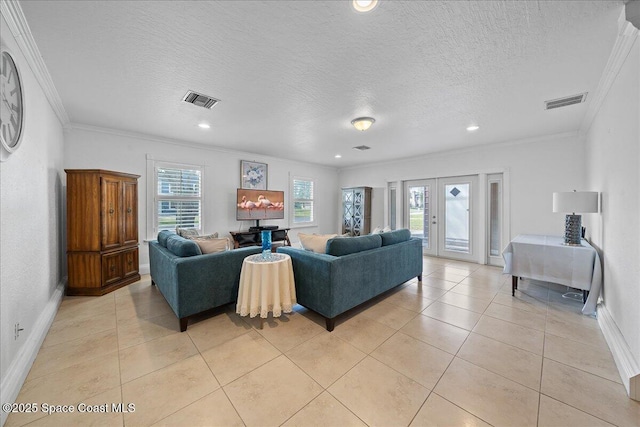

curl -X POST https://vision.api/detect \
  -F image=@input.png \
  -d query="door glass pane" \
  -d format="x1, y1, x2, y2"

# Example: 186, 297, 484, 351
389, 187, 396, 230
408, 185, 430, 248
444, 183, 470, 253
489, 181, 501, 256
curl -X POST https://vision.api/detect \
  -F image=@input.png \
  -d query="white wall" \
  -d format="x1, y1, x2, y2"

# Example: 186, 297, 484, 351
339, 132, 587, 243
584, 34, 640, 363
0, 14, 65, 425
64, 126, 339, 270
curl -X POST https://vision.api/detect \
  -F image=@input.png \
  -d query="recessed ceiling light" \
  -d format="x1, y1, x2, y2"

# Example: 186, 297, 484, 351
466, 125, 480, 132
335, 154, 342, 158
353, 0, 378, 13
198, 123, 211, 129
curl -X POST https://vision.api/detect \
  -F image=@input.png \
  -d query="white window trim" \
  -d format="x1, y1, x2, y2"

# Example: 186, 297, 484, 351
289, 175, 317, 228
146, 155, 205, 240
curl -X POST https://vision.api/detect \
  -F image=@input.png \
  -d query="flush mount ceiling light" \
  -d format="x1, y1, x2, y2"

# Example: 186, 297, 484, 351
198, 123, 211, 129
335, 154, 342, 158
466, 125, 480, 132
353, 0, 378, 13
351, 117, 376, 131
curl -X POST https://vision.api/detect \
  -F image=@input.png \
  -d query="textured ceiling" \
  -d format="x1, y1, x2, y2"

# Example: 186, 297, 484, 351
20, 0, 622, 167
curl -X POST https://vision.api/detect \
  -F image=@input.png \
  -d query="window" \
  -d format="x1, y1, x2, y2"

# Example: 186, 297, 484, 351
154, 163, 203, 233
292, 177, 315, 225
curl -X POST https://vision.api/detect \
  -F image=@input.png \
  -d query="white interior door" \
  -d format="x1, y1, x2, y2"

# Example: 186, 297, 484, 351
437, 175, 479, 262
404, 179, 437, 256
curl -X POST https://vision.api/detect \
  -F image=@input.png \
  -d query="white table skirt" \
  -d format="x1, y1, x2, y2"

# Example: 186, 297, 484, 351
236, 253, 297, 318
502, 235, 602, 315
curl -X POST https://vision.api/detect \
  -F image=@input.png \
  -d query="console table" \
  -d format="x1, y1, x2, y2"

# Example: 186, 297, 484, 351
502, 234, 602, 315
230, 228, 291, 249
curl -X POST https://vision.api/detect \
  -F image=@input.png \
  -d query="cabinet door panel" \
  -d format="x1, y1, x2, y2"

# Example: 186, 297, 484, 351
123, 248, 139, 277
123, 180, 138, 246
102, 252, 123, 285
101, 177, 122, 250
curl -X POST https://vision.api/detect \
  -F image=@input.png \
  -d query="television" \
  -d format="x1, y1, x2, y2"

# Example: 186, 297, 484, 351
236, 188, 285, 227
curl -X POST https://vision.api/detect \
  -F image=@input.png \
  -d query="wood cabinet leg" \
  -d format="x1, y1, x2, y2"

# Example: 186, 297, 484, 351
512, 276, 518, 296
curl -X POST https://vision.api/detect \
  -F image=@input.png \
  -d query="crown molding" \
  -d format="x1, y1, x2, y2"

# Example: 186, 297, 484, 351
579, 9, 639, 136
1, 0, 70, 126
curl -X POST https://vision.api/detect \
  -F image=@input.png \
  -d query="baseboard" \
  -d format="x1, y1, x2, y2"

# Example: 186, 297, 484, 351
598, 303, 640, 400
0, 279, 64, 427
139, 263, 150, 275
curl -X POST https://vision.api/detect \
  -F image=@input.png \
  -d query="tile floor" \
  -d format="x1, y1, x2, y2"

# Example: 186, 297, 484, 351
6, 257, 640, 426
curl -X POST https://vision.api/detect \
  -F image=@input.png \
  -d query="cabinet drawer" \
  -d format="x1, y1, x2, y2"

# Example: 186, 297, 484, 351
102, 252, 123, 285
122, 247, 139, 277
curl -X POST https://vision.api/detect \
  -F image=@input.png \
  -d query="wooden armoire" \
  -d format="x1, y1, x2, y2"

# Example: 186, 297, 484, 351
66, 169, 140, 295
341, 187, 372, 236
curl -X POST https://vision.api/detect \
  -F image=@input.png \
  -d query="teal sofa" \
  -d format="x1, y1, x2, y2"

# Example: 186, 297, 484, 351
277, 229, 423, 331
149, 231, 261, 331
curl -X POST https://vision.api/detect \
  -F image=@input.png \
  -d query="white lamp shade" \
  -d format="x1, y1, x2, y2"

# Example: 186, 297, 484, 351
552, 191, 598, 213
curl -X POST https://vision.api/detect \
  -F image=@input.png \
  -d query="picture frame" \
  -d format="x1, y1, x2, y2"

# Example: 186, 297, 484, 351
240, 160, 268, 190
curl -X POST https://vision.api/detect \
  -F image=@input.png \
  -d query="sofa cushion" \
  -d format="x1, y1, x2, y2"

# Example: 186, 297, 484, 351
299, 233, 337, 253
326, 234, 382, 256
380, 229, 411, 246
166, 234, 202, 257
157, 230, 173, 247
192, 237, 230, 254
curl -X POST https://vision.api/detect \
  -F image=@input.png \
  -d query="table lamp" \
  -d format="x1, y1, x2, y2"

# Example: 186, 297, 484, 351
552, 191, 599, 245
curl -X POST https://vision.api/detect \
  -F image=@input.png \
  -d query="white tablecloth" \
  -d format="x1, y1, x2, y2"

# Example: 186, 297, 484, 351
502, 235, 602, 315
236, 253, 296, 318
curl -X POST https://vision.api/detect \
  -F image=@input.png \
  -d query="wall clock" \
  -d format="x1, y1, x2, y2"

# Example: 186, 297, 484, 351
0, 48, 24, 161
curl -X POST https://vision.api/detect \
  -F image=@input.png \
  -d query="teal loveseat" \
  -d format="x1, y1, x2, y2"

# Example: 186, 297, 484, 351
149, 231, 261, 331
277, 229, 422, 331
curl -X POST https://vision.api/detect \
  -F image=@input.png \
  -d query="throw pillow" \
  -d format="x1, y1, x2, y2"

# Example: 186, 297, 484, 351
298, 233, 337, 253
176, 227, 200, 238
383, 226, 392, 232
191, 237, 230, 254
186, 232, 219, 240
371, 226, 383, 234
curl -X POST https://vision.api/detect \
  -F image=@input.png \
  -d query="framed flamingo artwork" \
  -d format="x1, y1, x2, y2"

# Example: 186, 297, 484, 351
240, 160, 268, 190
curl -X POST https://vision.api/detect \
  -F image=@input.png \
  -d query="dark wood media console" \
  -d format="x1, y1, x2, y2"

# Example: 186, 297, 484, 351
230, 228, 291, 249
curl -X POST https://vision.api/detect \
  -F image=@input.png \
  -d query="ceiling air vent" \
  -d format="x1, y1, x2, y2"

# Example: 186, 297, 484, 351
544, 93, 587, 110
353, 145, 371, 151
182, 90, 220, 109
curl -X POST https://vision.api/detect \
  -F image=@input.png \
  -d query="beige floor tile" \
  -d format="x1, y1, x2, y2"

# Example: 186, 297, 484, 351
24, 387, 124, 427
545, 316, 609, 349
492, 291, 548, 314
151, 389, 244, 427
544, 333, 621, 383
420, 276, 458, 291
224, 355, 323, 427
401, 282, 450, 300
329, 356, 429, 426
508, 279, 550, 300
255, 310, 326, 352
41, 310, 116, 348
286, 333, 366, 388
383, 290, 435, 312
437, 291, 492, 314
282, 391, 366, 427
434, 357, 539, 426
27, 329, 118, 381
115, 293, 174, 323
421, 302, 482, 331
202, 330, 281, 385
122, 355, 219, 426
359, 300, 418, 329
119, 332, 199, 383
538, 394, 615, 427
400, 315, 469, 354
546, 302, 600, 330
442, 266, 475, 276
484, 302, 546, 331
449, 283, 499, 300
541, 359, 640, 426
185, 310, 252, 352
117, 312, 180, 349
459, 275, 503, 287
473, 315, 544, 355
8, 353, 121, 426
410, 393, 492, 427
428, 270, 468, 283
457, 333, 543, 390
54, 294, 116, 322
332, 314, 397, 354
371, 332, 453, 389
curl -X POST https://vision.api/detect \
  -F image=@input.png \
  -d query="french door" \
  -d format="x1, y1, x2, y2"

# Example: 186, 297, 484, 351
404, 176, 479, 262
